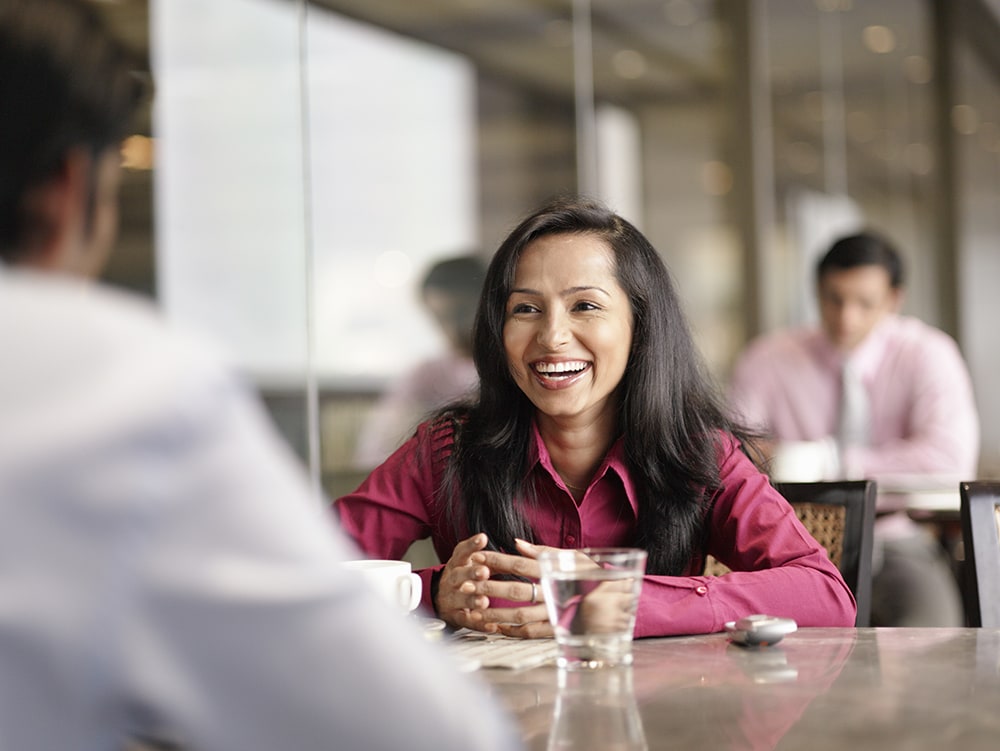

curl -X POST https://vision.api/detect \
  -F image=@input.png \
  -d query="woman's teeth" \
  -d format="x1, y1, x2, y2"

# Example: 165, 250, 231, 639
533, 361, 588, 378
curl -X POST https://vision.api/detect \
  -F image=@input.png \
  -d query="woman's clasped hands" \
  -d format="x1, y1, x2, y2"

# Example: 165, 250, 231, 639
435, 534, 554, 637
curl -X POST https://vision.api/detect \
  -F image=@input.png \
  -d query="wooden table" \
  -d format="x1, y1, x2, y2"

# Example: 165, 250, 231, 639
478, 628, 1000, 750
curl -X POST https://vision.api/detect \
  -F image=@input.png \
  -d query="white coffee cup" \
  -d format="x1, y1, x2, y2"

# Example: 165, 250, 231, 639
771, 439, 839, 482
342, 559, 422, 614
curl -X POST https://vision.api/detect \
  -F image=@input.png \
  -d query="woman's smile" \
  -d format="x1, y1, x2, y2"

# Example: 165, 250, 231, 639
530, 359, 592, 388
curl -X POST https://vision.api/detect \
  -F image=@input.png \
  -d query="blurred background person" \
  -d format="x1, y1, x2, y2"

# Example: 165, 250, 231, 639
354, 253, 487, 468
0, 1, 520, 749
729, 231, 979, 626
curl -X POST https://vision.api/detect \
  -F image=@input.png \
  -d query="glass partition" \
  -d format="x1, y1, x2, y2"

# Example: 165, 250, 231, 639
764, 0, 937, 330
955, 42, 1000, 477
305, 0, 580, 496
148, 0, 316, 490
99, 0, 1000, 492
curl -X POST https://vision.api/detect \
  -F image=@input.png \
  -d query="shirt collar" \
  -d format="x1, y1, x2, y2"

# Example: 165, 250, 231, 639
848, 313, 896, 375
528, 420, 639, 514
813, 314, 898, 378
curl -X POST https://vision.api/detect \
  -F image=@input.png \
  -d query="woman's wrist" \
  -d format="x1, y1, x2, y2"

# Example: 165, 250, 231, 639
430, 567, 443, 615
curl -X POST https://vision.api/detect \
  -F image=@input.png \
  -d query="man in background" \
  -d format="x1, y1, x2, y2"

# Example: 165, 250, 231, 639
0, 1, 520, 748
729, 231, 979, 626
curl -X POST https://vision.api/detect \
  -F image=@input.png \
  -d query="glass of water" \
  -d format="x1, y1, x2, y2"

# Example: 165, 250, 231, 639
537, 547, 647, 670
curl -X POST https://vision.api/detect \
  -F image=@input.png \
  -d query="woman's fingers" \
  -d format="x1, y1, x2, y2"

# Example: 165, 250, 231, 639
514, 538, 560, 559
452, 532, 489, 563
496, 620, 554, 639
477, 603, 550, 627
474, 548, 539, 580
468, 576, 539, 604
435, 534, 495, 629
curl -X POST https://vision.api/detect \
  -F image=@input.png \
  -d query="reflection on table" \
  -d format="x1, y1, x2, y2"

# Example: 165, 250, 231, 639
480, 628, 1000, 751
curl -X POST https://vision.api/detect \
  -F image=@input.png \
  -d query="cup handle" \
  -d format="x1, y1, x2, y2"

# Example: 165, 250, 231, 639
402, 572, 422, 612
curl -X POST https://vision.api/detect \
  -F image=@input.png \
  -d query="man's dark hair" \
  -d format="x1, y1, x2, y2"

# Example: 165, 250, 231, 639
421, 255, 487, 355
816, 231, 905, 289
0, 0, 144, 261
421, 255, 487, 299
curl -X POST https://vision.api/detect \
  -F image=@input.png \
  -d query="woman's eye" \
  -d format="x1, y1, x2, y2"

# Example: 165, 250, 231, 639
573, 300, 600, 312
510, 302, 539, 315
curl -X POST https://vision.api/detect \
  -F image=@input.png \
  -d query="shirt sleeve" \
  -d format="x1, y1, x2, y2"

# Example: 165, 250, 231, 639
633, 438, 856, 637
121, 364, 514, 751
845, 333, 980, 479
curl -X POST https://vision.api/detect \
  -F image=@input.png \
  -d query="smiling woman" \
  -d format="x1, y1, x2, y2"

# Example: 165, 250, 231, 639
335, 195, 858, 639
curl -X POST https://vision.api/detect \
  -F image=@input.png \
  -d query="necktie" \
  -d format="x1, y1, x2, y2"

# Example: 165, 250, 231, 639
837, 359, 870, 450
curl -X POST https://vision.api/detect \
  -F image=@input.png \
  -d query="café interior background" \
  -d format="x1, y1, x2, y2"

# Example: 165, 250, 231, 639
100, 0, 1000, 499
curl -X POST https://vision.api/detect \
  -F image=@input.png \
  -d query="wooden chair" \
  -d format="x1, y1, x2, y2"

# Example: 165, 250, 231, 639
959, 481, 1000, 627
704, 480, 877, 627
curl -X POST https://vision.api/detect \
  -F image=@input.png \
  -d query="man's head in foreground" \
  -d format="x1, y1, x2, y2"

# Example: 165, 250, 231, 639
0, 0, 143, 277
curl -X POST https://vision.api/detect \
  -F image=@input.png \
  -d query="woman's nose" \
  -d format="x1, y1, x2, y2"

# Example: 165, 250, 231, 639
537, 310, 571, 349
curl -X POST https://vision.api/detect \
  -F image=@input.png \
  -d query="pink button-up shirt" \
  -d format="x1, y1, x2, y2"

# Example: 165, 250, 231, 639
728, 314, 979, 482
336, 421, 855, 636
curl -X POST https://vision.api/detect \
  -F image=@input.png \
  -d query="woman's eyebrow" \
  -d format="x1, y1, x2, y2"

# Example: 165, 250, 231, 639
563, 285, 611, 297
509, 285, 611, 296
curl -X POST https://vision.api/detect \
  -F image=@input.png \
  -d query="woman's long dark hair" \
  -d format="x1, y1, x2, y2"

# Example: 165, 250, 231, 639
437, 195, 752, 575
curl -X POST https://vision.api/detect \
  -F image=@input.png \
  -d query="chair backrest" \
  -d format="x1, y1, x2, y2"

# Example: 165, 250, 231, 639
775, 481, 876, 628
959, 481, 1000, 627
703, 480, 876, 627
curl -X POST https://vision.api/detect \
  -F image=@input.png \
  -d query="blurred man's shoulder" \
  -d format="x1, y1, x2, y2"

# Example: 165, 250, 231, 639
890, 314, 967, 360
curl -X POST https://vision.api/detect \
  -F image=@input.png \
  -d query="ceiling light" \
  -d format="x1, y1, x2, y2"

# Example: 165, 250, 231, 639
863, 26, 896, 54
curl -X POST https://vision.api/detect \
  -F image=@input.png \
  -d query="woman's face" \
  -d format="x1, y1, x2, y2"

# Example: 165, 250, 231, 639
503, 232, 634, 427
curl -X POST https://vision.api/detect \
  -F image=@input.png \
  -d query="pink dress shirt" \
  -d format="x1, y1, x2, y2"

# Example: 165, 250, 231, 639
336, 421, 856, 637
728, 314, 980, 481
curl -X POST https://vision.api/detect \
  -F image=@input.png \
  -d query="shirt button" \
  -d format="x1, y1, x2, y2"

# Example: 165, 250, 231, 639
565, 535, 576, 546
695, 585, 708, 596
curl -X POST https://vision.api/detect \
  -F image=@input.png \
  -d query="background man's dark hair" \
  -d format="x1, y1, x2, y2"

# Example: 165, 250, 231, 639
421, 255, 487, 356
421, 255, 487, 300
0, 0, 144, 260
816, 231, 905, 289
